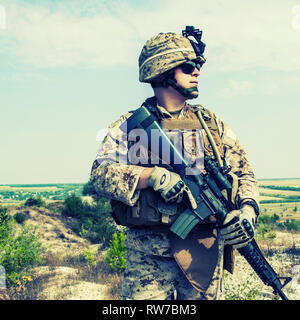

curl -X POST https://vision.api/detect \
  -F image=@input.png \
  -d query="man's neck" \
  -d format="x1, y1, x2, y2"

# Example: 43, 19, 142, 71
154, 87, 187, 112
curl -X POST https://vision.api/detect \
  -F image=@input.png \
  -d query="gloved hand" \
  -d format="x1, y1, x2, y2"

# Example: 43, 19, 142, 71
220, 205, 256, 249
147, 166, 197, 210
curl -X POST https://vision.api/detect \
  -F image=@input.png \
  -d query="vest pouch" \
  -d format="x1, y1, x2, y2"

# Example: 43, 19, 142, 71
111, 188, 180, 227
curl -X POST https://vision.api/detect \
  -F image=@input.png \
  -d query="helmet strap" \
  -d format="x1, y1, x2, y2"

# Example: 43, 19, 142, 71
166, 77, 198, 99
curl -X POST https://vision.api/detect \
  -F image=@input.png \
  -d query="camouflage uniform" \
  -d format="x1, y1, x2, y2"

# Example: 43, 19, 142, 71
91, 103, 259, 300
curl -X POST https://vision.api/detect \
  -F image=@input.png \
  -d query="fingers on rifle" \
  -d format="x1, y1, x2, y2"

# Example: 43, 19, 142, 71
184, 186, 197, 209
220, 219, 240, 235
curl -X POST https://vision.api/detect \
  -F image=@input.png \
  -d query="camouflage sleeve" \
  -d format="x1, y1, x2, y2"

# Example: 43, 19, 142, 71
90, 113, 145, 206
215, 114, 260, 209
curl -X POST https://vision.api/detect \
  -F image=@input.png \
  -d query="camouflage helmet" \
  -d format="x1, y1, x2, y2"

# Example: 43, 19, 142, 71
139, 32, 200, 83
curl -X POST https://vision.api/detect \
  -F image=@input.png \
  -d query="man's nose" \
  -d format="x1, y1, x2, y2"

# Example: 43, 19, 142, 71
192, 68, 200, 77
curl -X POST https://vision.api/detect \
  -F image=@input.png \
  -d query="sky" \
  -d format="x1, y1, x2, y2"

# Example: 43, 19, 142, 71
0, 0, 300, 184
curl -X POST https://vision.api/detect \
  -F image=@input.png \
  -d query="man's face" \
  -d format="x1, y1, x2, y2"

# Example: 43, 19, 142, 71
174, 62, 200, 98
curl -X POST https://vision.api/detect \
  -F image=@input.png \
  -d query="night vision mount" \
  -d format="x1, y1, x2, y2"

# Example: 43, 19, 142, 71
182, 26, 206, 64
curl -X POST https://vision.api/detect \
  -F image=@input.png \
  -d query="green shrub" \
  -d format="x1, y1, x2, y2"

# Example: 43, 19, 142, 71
257, 212, 300, 233
105, 231, 127, 273
278, 219, 300, 231
82, 179, 97, 196
70, 222, 81, 234
63, 194, 84, 218
63, 194, 117, 244
0, 207, 14, 242
266, 231, 277, 240
258, 214, 279, 226
13, 212, 26, 224
0, 206, 45, 286
224, 272, 260, 300
82, 246, 98, 268
24, 196, 46, 207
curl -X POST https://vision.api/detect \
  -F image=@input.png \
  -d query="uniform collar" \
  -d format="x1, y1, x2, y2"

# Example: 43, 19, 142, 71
156, 102, 189, 119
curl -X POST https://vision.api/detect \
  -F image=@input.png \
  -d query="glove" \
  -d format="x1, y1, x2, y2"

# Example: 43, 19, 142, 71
220, 205, 256, 249
147, 166, 197, 210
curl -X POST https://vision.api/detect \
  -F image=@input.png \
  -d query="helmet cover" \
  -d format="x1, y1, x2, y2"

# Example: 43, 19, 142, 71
139, 32, 198, 83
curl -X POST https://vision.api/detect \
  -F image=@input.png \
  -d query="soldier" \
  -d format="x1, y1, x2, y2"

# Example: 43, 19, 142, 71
91, 27, 260, 300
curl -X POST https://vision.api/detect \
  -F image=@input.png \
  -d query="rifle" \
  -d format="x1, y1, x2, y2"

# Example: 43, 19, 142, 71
120, 99, 292, 300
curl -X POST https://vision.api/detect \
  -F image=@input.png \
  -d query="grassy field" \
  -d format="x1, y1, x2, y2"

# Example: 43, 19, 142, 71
260, 202, 299, 222
0, 183, 83, 207
259, 179, 300, 187
1, 180, 300, 222
258, 178, 300, 223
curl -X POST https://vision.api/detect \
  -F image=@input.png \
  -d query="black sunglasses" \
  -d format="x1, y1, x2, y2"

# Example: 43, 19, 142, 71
180, 61, 201, 74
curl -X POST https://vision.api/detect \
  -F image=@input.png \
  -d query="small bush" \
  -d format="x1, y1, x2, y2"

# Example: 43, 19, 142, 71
224, 272, 259, 300
278, 219, 300, 232
63, 194, 117, 244
256, 212, 300, 235
13, 212, 26, 224
24, 197, 46, 207
63, 194, 84, 218
0, 207, 13, 241
0, 206, 45, 286
82, 179, 97, 196
70, 222, 81, 234
105, 231, 127, 274
82, 246, 99, 269
258, 214, 279, 226
257, 211, 300, 233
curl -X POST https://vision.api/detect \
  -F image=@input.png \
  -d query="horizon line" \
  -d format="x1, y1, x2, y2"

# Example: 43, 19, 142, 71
1, 177, 300, 186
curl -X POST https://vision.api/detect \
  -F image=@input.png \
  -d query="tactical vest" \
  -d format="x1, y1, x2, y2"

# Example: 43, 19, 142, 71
111, 104, 227, 228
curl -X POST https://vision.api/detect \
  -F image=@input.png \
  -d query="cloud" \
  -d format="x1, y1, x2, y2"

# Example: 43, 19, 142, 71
216, 72, 300, 98
0, 71, 50, 82
1, 1, 141, 68
217, 80, 253, 98
0, 0, 299, 72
